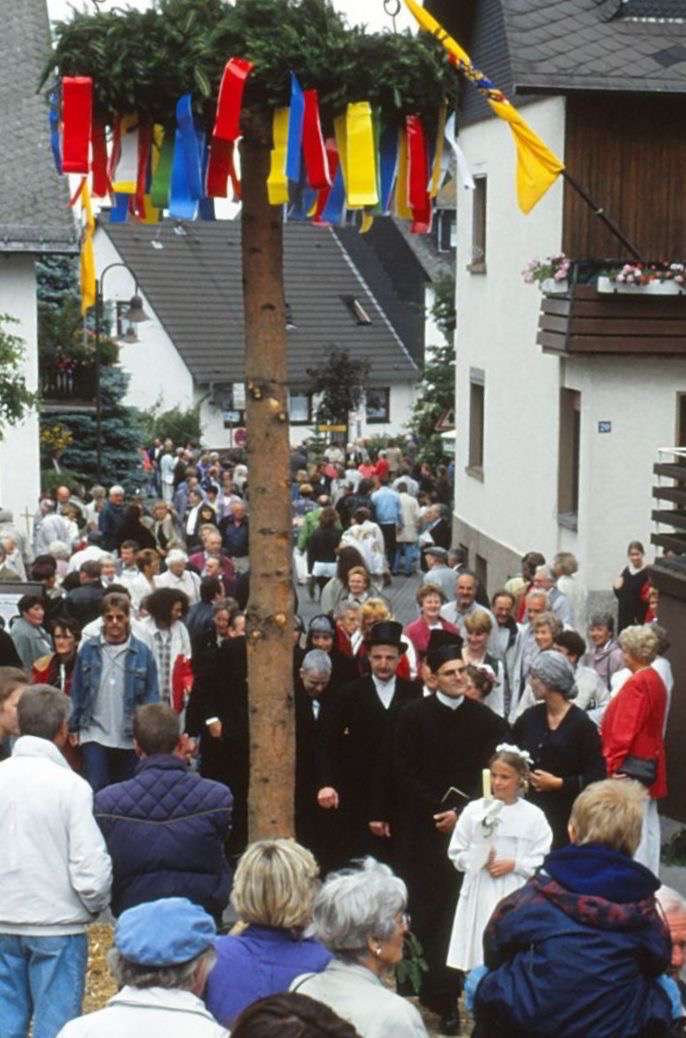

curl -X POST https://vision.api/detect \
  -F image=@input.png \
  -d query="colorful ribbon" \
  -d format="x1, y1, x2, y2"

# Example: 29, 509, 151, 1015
91, 117, 109, 197
48, 90, 62, 174
150, 133, 174, 209
345, 102, 378, 208
378, 125, 399, 214
206, 137, 234, 198
445, 112, 475, 191
61, 77, 92, 174
133, 121, 152, 219
109, 192, 130, 223
111, 114, 140, 194
267, 107, 290, 206
286, 73, 305, 183
213, 57, 253, 141
302, 89, 331, 190
393, 125, 412, 220
80, 180, 95, 314
406, 115, 431, 234
169, 95, 203, 219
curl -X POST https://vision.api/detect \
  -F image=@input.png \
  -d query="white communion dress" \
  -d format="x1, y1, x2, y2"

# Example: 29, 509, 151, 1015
446, 796, 552, 971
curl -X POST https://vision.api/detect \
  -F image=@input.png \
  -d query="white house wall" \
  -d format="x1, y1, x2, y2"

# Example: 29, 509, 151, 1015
289, 382, 418, 447
454, 97, 566, 586
0, 254, 40, 533
94, 232, 195, 415
565, 356, 686, 591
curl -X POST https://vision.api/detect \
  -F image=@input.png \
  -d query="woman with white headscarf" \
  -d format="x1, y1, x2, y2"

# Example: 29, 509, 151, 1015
512, 650, 606, 848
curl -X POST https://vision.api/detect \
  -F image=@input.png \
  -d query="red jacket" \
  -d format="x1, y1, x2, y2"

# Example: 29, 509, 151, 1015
601, 667, 667, 799
404, 616, 461, 662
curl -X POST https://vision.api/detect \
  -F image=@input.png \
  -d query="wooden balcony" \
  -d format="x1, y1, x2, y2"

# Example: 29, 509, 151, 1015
652, 452, 686, 555
40, 361, 96, 412
538, 272, 686, 356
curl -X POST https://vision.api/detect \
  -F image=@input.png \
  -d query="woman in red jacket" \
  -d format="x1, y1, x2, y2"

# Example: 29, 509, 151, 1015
601, 624, 667, 876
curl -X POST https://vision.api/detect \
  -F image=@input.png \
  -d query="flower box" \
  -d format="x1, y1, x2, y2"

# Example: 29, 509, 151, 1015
597, 276, 686, 297
541, 278, 569, 296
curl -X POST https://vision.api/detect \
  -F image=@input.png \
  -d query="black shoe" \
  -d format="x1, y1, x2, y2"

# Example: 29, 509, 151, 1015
439, 1011, 461, 1036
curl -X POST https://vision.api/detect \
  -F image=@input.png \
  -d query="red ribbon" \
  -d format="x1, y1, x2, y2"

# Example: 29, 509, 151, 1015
107, 116, 122, 182
91, 117, 109, 197
312, 140, 339, 223
213, 57, 254, 141
302, 89, 331, 190
406, 115, 432, 234
134, 121, 152, 219
61, 77, 92, 174
207, 137, 232, 198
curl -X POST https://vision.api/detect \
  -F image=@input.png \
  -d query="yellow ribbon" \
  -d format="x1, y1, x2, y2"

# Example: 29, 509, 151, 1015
80, 179, 95, 315
430, 104, 447, 198
345, 102, 378, 209
393, 125, 412, 220
267, 108, 290, 206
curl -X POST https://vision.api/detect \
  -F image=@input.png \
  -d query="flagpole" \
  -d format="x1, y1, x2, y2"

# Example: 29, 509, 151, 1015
562, 170, 645, 263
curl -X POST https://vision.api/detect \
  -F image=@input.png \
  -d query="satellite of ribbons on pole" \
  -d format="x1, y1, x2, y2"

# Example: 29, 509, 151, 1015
49, 2, 564, 309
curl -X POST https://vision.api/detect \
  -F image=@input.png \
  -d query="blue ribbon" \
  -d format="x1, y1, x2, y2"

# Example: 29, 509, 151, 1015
198, 140, 215, 220
170, 94, 203, 220
48, 90, 62, 174
321, 163, 345, 224
286, 73, 305, 183
287, 180, 317, 222
110, 192, 130, 223
379, 125, 399, 213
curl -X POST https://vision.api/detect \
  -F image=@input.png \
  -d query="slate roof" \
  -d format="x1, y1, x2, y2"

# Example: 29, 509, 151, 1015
501, 0, 686, 95
0, 0, 77, 253
333, 220, 429, 369
103, 220, 420, 387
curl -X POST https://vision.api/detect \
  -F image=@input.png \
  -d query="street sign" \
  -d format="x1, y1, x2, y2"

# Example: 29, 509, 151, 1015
317, 424, 347, 433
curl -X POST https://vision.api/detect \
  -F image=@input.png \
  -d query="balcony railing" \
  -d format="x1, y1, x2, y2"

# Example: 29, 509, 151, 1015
538, 260, 686, 357
40, 361, 96, 404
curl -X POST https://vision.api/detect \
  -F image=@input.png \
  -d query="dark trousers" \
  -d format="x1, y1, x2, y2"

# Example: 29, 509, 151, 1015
404, 855, 462, 1016
379, 523, 397, 567
81, 742, 136, 792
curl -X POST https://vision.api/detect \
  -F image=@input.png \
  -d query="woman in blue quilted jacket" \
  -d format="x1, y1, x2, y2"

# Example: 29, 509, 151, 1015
472, 779, 674, 1038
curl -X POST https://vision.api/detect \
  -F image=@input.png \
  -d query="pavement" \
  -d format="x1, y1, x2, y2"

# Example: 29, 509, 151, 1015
295, 569, 423, 627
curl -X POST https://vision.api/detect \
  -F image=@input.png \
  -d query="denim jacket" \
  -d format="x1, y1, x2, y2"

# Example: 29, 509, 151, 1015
70, 635, 159, 736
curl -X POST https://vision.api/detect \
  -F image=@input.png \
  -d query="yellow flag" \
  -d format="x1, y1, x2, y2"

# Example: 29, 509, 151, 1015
360, 211, 375, 234
393, 126, 412, 220
488, 99, 565, 213
403, 0, 565, 212
333, 113, 348, 199
267, 108, 290, 206
80, 180, 95, 315
430, 104, 447, 198
345, 102, 378, 208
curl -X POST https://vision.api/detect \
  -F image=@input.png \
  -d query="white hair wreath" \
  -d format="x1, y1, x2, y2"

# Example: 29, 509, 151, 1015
495, 743, 533, 767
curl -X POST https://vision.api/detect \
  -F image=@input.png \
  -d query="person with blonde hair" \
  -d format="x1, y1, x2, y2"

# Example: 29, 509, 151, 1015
462, 610, 505, 717
472, 779, 674, 1038
204, 839, 330, 1027
602, 624, 668, 875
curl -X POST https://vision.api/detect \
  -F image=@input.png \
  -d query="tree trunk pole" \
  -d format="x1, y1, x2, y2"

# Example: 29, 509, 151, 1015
240, 111, 295, 841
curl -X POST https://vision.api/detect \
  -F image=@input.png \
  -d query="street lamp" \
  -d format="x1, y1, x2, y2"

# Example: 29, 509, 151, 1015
94, 262, 150, 482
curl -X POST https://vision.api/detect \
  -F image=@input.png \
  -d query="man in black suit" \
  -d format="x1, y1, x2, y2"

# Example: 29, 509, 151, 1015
392, 629, 509, 1035
317, 620, 421, 867
294, 649, 342, 877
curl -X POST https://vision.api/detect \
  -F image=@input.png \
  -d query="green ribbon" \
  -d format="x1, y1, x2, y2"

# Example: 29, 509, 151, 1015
150, 134, 174, 209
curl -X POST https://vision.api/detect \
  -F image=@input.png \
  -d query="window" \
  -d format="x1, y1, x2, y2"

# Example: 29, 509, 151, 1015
366, 388, 390, 424
289, 391, 313, 425
341, 295, 373, 326
467, 369, 485, 476
469, 175, 487, 272
115, 301, 138, 342
558, 388, 580, 527
475, 554, 488, 599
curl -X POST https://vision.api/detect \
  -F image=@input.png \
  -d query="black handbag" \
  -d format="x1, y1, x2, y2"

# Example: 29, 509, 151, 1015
620, 755, 657, 787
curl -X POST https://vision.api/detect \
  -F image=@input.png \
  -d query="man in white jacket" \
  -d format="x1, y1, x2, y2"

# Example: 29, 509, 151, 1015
57, 897, 226, 1037
0, 685, 112, 1038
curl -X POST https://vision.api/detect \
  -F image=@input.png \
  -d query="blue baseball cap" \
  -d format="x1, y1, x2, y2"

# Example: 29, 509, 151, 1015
115, 897, 216, 966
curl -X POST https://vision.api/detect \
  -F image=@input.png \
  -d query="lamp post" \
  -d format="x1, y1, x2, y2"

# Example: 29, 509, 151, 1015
94, 263, 149, 483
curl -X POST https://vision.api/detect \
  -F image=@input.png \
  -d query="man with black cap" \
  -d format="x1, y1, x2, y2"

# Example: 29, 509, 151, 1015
392, 628, 509, 1035
317, 620, 421, 866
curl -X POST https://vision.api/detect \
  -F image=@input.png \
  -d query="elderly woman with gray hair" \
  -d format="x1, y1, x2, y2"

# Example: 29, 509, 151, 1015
291, 858, 428, 1038
602, 624, 668, 875
512, 650, 606, 848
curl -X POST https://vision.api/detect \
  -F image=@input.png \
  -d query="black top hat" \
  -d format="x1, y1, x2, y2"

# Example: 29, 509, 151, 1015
426, 628, 463, 672
365, 620, 407, 653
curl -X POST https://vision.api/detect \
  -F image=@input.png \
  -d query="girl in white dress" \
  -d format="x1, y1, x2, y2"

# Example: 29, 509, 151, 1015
446, 744, 552, 972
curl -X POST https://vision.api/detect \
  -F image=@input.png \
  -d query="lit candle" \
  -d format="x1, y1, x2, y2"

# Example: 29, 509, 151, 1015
482, 768, 492, 799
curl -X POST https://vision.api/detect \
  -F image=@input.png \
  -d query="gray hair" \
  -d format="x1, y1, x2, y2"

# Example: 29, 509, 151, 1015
309, 857, 406, 962
48, 540, 70, 560
535, 564, 556, 583
529, 650, 576, 698
334, 600, 360, 620
526, 588, 549, 605
588, 611, 615, 633
618, 624, 659, 664
301, 650, 332, 676
109, 484, 125, 496
656, 885, 686, 916
18, 685, 70, 741
106, 946, 216, 992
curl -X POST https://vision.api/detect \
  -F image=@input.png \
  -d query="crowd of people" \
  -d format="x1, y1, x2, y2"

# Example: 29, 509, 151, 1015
0, 438, 682, 1038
